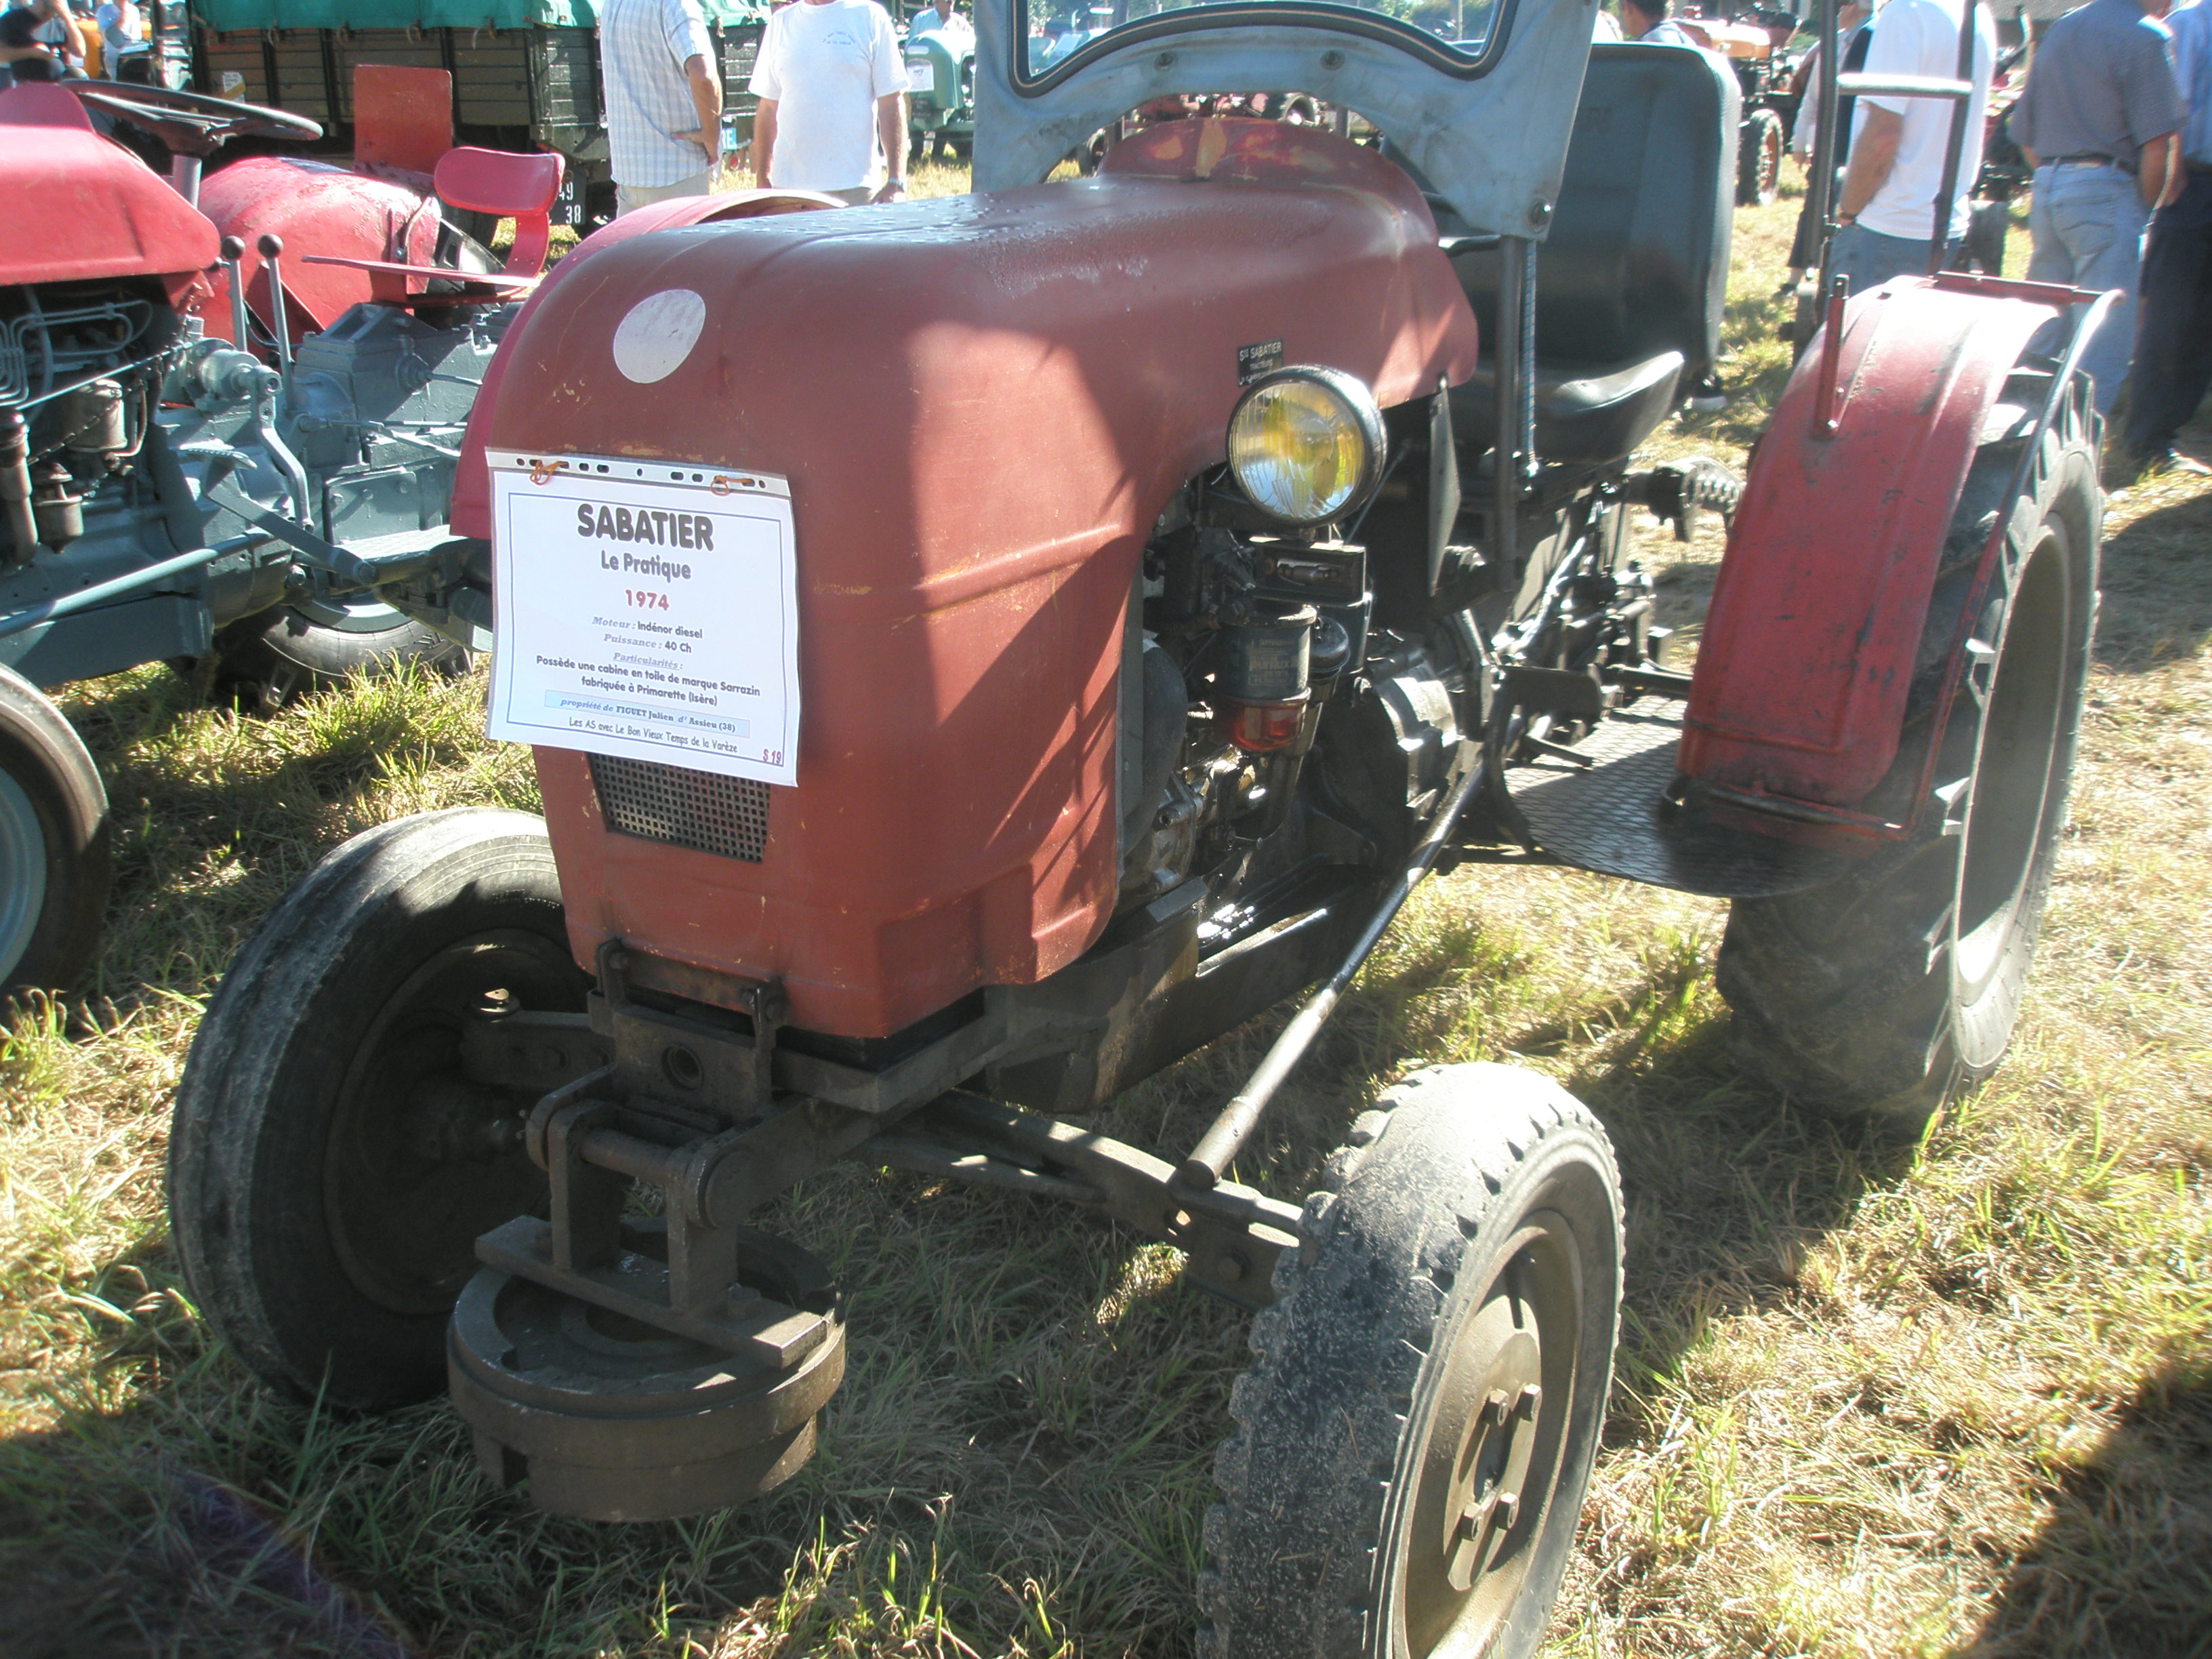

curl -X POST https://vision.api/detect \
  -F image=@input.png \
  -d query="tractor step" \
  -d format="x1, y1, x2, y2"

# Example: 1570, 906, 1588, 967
1501, 693, 1850, 899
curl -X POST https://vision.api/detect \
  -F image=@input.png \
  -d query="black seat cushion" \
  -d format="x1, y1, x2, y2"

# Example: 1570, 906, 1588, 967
1452, 349, 1685, 465
1446, 43, 1739, 464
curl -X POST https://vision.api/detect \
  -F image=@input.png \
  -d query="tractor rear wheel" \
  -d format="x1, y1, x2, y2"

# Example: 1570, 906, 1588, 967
1737, 108, 1784, 207
169, 809, 586, 1409
0, 666, 108, 1003
1199, 1064, 1622, 1659
1717, 365, 2100, 1133
203, 603, 470, 711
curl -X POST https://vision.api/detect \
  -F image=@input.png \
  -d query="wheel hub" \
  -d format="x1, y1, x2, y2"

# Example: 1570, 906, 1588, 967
1441, 1338, 1544, 1593
1399, 1225, 1582, 1657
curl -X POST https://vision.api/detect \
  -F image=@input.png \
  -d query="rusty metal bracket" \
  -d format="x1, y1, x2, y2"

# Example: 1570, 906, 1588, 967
592, 940, 785, 1120
458, 1008, 610, 1097
873, 1092, 1304, 1310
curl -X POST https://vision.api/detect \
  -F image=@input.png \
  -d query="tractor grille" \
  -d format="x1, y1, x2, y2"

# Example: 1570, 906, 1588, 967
588, 754, 771, 863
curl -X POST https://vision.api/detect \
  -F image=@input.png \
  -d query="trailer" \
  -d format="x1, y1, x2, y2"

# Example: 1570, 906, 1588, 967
180, 0, 769, 225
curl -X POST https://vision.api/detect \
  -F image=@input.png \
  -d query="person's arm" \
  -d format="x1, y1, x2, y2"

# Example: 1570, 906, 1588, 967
2141, 129, 2182, 206
874, 91, 907, 200
752, 95, 778, 186
682, 52, 723, 168
1837, 104, 1903, 218
1791, 43, 1819, 159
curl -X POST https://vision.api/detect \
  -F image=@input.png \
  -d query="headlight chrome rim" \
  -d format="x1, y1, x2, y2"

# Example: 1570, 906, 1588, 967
1226, 365, 1387, 529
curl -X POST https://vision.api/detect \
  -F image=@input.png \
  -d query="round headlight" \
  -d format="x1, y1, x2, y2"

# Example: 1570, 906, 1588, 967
1226, 367, 1387, 527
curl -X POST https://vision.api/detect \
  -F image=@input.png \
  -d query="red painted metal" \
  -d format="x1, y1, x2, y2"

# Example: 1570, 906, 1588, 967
1678, 275, 2066, 811
352, 64, 453, 177
479, 127, 1476, 1036
199, 155, 443, 341
449, 189, 849, 541
0, 83, 216, 285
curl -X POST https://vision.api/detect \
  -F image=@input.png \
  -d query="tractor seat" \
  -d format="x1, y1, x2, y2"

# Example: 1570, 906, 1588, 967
1452, 350, 1685, 465
1447, 43, 1739, 466
303, 145, 565, 305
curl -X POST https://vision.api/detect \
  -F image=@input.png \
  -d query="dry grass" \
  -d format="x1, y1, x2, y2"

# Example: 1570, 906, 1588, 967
1, 167, 2207, 1658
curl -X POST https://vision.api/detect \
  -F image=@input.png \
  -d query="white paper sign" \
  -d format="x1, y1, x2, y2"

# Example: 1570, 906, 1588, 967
485, 452, 800, 785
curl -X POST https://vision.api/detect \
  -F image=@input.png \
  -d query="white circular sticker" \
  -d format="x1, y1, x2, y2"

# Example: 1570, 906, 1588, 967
611, 288, 708, 385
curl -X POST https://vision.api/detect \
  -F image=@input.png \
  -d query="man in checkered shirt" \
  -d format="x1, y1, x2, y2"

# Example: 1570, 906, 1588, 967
600, 0, 726, 215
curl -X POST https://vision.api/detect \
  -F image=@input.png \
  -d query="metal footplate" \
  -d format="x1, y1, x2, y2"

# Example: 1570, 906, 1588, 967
1500, 691, 1851, 899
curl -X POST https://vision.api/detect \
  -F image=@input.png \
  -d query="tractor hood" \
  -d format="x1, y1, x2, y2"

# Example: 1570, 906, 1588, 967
0, 84, 216, 287
483, 122, 1478, 1036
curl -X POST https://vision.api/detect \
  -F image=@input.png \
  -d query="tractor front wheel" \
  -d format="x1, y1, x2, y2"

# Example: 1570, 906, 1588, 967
1717, 365, 2100, 1133
1199, 1064, 1622, 1659
169, 809, 586, 1409
0, 665, 108, 1003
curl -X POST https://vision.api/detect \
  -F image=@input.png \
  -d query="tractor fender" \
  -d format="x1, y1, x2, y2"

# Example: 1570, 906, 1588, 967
447, 189, 846, 541
198, 156, 445, 344
0, 83, 214, 293
1677, 274, 2068, 810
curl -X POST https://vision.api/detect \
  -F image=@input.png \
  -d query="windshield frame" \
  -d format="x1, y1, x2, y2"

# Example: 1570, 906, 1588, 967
1010, 0, 1521, 94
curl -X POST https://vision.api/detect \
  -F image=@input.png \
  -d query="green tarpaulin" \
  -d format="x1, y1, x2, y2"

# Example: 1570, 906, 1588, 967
190, 0, 764, 32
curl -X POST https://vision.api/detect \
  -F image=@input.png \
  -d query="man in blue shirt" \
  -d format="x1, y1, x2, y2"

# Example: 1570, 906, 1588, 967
2011, 0, 2188, 419
2123, 0, 2212, 472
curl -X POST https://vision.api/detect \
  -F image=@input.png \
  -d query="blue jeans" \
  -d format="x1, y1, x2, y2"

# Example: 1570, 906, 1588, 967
2027, 162, 2150, 417
1830, 222, 1953, 295
2123, 169, 2212, 457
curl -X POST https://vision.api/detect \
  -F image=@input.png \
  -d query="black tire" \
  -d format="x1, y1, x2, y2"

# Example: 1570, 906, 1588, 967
204, 604, 470, 710
1737, 108, 1785, 207
1717, 361, 2100, 1132
169, 808, 588, 1410
0, 665, 110, 1002
1200, 1064, 1624, 1659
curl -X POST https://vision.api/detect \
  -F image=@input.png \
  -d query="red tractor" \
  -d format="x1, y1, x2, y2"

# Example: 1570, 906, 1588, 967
171, 0, 2104, 1651
0, 67, 566, 998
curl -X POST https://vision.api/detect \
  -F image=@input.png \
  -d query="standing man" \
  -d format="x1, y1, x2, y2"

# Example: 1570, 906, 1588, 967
2009, 0, 2186, 418
1620, 0, 1703, 47
599, 0, 726, 217
2120, 0, 2212, 472
1831, 0, 1997, 292
94, 0, 140, 77
749, 0, 909, 204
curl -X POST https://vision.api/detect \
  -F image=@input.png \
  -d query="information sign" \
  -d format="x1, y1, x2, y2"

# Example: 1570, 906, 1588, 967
485, 452, 800, 786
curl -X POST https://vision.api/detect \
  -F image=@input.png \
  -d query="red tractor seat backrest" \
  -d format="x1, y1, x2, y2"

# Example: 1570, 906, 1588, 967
436, 146, 565, 279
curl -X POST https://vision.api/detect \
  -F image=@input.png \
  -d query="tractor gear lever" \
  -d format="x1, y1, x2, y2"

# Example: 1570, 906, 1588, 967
217, 234, 251, 358
255, 234, 293, 382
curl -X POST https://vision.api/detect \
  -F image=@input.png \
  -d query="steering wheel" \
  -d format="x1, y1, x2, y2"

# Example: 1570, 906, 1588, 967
65, 80, 322, 159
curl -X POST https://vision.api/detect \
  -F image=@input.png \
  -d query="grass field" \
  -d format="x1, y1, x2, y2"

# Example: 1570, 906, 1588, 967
2, 167, 2209, 1658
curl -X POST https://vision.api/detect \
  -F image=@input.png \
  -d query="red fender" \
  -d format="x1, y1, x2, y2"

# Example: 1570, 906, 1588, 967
1677, 273, 2070, 813
0, 83, 214, 288
198, 156, 445, 344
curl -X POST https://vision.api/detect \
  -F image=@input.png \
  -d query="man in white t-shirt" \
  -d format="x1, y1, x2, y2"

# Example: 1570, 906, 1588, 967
600, 0, 726, 216
1830, 0, 1996, 293
908, 0, 970, 43
750, 0, 911, 204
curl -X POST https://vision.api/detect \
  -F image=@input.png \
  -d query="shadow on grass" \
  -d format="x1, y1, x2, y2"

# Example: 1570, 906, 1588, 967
1955, 1360, 2212, 1658
2091, 487, 2212, 674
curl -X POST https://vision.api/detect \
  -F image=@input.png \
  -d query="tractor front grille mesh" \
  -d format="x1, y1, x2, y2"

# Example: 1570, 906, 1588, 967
588, 754, 771, 863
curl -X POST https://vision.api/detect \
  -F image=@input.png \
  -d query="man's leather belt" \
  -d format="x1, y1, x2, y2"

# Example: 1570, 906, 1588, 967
2050, 152, 2135, 173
